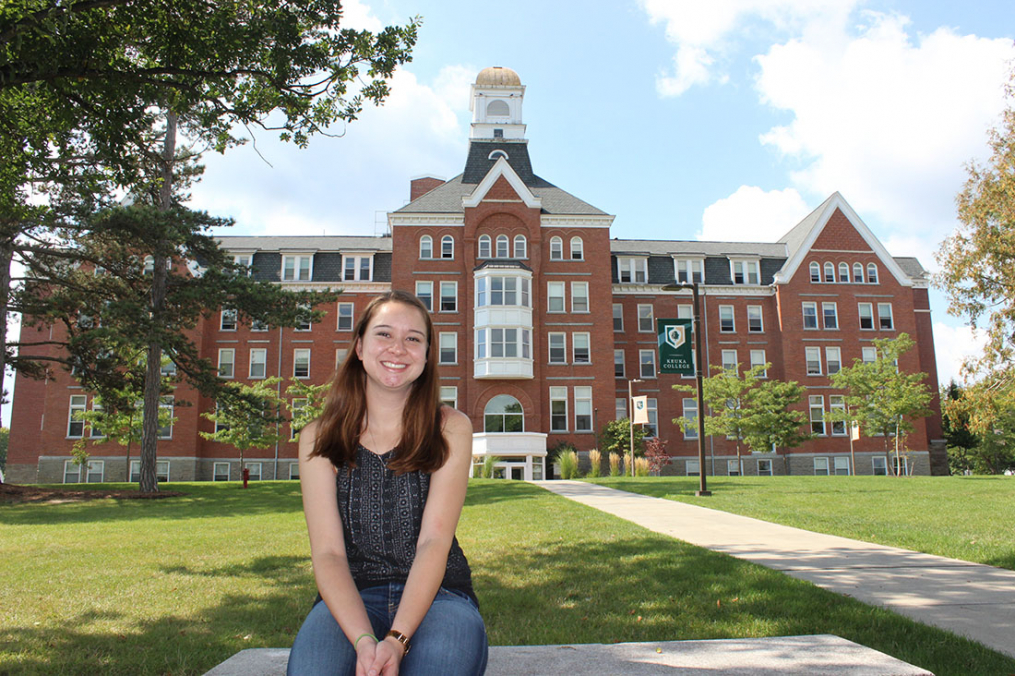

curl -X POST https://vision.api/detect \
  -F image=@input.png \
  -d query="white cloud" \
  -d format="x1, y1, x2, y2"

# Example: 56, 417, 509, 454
641, 0, 862, 96
933, 321, 987, 387
338, 0, 384, 31
188, 66, 471, 237
755, 11, 1014, 239
699, 185, 811, 241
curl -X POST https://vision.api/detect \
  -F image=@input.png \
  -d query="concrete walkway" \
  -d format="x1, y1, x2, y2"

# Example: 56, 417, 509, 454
536, 481, 1015, 660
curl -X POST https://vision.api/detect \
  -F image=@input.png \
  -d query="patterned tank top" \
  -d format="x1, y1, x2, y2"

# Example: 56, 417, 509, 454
335, 445, 476, 604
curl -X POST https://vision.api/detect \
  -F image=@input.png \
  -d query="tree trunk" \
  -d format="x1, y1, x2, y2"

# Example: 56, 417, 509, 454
0, 237, 13, 412
138, 110, 177, 492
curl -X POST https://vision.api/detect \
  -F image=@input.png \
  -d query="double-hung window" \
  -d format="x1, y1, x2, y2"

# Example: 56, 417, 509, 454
731, 259, 760, 285
439, 333, 457, 364
822, 302, 838, 329
613, 304, 624, 331
571, 282, 589, 313
878, 303, 894, 330
802, 302, 818, 329
550, 387, 568, 432
575, 387, 593, 431
573, 333, 591, 364
829, 395, 847, 436
675, 259, 703, 284
419, 235, 433, 259
858, 303, 874, 330
810, 262, 821, 282
750, 349, 767, 377
719, 305, 735, 333
337, 302, 354, 331
618, 257, 647, 283
548, 333, 566, 364
513, 235, 527, 259
547, 282, 565, 313
638, 304, 654, 332
293, 349, 311, 379
721, 349, 737, 372
220, 308, 237, 331
218, 349, 235, 378
343, 255, 373, 281
416, 281, 433, 311
441, 235, 454, 259
805, 347, 822, 375
478, 235, 491, 259
826, 347, 842, 375
639, 350, 656, 378
838, 263, 850, 283
747, 306, 763, 332
549, 237, 563, 260
249, 349, 267, 379
809, 396, 825, 435
682, 399, 698, 439
440, 282, 457, 313
570, 237, 584, 261
867, 264, 879, 284
614, 350, 625, 377
282, 255, 312, 281
68, 395, 87, 438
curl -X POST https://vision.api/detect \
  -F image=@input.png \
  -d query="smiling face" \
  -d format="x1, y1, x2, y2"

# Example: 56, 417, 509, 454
354, 300, 429, 394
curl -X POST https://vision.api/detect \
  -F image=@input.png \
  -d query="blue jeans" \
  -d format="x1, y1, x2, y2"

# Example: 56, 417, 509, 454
287, 584, 488, 676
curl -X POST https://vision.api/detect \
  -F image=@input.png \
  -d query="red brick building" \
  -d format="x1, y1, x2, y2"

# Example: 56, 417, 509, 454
5, 66, 945, 484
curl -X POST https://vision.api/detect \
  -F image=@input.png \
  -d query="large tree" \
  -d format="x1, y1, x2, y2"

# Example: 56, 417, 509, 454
937, 62, 1015, 425
2, 1, 417, 490
829, 334, 933, 475
674, 362, 767, 474
740, 378, 812, 462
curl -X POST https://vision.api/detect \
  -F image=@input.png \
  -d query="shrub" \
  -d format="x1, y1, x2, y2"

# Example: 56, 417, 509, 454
644, 437, 672, 475
609, 452, 622, 477
481, 455, 499, 479
586, 449, 602, 478
634, 457, 651, 477
558, 450, 579, 479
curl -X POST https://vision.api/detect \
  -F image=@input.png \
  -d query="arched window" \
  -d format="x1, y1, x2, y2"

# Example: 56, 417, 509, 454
484, 395, 524, 433
838, 263, 849, 283
810, 262, 821, 283
488, 150, 509, 160
419, 235, 433, 260
570, 237, 584, 261
487, 100, 510, 117
853, 263, 864, 283
513, 235, 527, 259
478, 235, 491, 259
495, 235, 510, 258
549, 236, 563, 261
441, 235, 454, 260
867, 263, 879, 284
823, 262, 835, 283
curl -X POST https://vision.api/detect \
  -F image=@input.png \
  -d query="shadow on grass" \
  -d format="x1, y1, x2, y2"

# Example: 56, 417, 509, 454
1, 555, 316, 676
470, 509, 1015, 676
0, 482, 305, 526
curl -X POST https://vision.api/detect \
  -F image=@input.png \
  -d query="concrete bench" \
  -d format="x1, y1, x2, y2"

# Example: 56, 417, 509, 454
203, 634, 933, 675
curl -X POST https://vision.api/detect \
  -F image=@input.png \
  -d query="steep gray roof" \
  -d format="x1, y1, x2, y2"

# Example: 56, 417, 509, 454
777, 192, 838, 259
217, 235, 392, 252
893, 257, 928, 282
393, 174, 607, 216
611, 239, 788, 257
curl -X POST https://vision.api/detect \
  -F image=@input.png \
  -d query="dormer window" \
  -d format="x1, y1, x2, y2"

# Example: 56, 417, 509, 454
730, 259, 760, 285
488, 150, 509, 160
342, 255, 373, 281
617, 257, 648, 284
675, 258, 703, 284
282, 255, 312, 282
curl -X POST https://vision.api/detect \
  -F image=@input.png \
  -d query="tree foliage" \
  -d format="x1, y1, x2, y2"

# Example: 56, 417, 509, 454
740, 378, 812, 455
200, 378, 287, 479
829, 334, 933, 473
599, 418, 646, 458
942, 380, 1015, 474
937, 62, 1015, 422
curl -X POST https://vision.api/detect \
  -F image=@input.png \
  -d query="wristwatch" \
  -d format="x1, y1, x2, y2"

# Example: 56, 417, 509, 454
385, 629, 411, 656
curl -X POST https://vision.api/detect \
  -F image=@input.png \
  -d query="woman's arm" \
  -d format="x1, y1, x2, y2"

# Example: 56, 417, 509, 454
297, 420, 382, 673
374, 407, 474, 667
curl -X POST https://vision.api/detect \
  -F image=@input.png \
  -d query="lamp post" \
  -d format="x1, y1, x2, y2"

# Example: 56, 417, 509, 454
628, 378, 642, 477
680, 281, 710, 496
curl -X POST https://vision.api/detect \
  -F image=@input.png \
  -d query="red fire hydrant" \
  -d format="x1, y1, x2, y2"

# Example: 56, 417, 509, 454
242, 467, 250, 489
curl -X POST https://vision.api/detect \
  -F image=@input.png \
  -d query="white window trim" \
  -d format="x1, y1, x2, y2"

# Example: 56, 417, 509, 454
570, 281, 589, 313
637, 304, 654, 333
67, 394, 87, 438
249, 348, 267, 379
572, 332, 591, 364
719, 305, 735, 333
441, 235, 455, 260
218, 348, 236, 379
419, 235, 433, 260
439, 281, 458, 313
618, 257, 649, 284
342, 254, 374, 282
639, 349, 656, 379
729, 257, 761, 285
550, 386, 568, 433
439, 332, 457, 365
547, 282, 565, 313
674, 258, 704, 284
548, 332, 567, 364
337, 302, 355, 331
293, 348, 311, 379
281, 254, 313, 282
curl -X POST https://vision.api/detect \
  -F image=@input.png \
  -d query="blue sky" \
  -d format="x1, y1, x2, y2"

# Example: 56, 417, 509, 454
4, 1, 1013, 426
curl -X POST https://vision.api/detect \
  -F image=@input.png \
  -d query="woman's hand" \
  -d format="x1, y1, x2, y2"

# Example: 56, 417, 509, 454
356, 636, 403, 676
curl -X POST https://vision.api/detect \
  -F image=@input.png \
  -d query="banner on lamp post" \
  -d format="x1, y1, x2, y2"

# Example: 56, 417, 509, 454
657, 318, 694, 375
631, 395, 649, 424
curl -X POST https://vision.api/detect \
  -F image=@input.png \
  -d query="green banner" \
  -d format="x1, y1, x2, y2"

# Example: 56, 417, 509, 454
657, 318, 694, 375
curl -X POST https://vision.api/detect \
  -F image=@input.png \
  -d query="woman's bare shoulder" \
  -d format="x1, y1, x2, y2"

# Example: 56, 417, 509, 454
441, 405, 472, 435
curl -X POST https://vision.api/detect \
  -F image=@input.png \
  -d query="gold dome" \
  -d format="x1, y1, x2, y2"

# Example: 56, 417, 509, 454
476, 66, 521, 87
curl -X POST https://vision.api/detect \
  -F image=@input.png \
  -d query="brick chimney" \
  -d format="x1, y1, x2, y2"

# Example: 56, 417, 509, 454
410, 176, 446, 202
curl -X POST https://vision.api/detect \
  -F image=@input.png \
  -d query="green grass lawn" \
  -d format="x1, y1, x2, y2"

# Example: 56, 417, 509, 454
590, 475, 1015, 570
0, 480, 1012, 675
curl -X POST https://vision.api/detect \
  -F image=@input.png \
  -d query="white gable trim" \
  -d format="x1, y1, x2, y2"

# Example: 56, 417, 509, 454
462, 157, 542, 209
773, 193, 912, 287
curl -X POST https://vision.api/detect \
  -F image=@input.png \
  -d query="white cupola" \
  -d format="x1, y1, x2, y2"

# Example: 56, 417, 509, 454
470, 66, 526, 140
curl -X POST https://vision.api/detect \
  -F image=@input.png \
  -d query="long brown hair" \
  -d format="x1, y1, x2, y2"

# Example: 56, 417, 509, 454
310, 290, 448, 473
